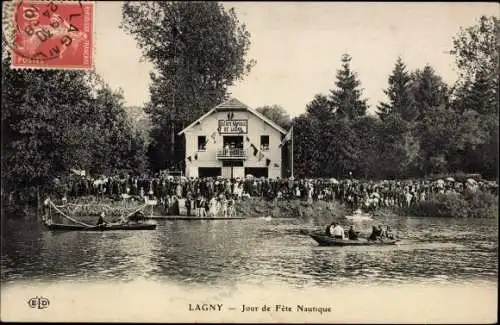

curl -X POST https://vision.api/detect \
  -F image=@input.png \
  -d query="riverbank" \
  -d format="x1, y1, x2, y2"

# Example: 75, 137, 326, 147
235, 198, 348, 223
235, 189, 499, 220
4, 188, 498, 221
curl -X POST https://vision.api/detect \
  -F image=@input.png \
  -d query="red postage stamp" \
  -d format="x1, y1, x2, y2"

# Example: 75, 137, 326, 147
9, 1, 94, 70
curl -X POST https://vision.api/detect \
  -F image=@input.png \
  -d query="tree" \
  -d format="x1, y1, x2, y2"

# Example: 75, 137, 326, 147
292, 115, 321, 177
125, 105, 153, 146
376, 114, 413, 178
1, 56, 147, 205
255, 104, 292, 129
416, 107, 462, 175
453, 69, 498, 116
121, 1, 255, 171
321, 118, 359, 178
2, 57, 99, 201
410, 65, 449, 119
351, 116, 382, 179
329, 54, 368, 120
449, 15, 499, 178
377, 57, 417, 121
305, 94, 333, 122
450, 16, 499, 91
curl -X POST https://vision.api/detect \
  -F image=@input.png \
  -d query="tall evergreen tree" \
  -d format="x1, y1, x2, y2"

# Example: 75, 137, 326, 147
329, 54, 368, 120
377, 57, 417, 121
454, 69, 498, 116
411, 65, 449, 120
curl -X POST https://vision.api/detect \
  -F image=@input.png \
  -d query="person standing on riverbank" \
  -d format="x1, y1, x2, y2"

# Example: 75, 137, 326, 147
209, 196, 218, 217
185, 194, 192, 216
199, 196, 207, 217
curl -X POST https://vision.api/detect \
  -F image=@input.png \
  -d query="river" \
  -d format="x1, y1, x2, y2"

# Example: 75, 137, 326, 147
2, 213, 497, 285
1, 213, 498, 322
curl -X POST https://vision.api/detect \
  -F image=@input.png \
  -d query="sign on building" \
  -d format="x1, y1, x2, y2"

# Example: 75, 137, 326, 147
218, 120, 248, 134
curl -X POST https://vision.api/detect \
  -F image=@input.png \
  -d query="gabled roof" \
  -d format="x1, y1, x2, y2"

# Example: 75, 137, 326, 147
178, 98, 288, 135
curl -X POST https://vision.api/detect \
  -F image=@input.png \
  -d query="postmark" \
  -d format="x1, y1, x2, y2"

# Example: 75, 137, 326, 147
5, 0, 94, 70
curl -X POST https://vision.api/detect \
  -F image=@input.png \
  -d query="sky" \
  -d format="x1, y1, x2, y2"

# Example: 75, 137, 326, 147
94, 2, 499, 117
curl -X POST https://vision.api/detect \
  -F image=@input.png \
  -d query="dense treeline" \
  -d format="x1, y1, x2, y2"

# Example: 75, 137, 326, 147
1, 7, 497, 212
1, 57, 148, 207
292, 16, 498, 180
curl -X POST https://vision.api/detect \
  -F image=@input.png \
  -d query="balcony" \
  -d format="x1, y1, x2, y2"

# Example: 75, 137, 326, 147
216, 148, 247, 160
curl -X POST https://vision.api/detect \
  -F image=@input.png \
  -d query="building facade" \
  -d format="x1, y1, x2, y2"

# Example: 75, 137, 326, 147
178, 98, 288, 179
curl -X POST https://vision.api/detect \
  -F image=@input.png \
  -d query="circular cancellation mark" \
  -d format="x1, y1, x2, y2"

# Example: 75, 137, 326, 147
3, 0, 86, 62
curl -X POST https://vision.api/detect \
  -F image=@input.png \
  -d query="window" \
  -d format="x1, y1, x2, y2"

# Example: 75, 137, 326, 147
198, 136, 207, 151
260, 135, 269, 151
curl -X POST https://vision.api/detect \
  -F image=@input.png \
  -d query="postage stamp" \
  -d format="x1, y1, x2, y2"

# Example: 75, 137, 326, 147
7, 0, 94, 69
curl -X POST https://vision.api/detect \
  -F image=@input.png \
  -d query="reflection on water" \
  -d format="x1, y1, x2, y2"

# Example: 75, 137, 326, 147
1, 214, 498, 287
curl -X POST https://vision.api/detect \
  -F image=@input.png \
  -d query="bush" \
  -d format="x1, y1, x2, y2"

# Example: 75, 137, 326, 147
408, 190, 498, 218
465, 190, 498, 219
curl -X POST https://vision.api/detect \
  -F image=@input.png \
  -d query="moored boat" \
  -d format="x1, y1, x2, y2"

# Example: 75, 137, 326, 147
309, 232, 398, 246
41, 198, 157, 231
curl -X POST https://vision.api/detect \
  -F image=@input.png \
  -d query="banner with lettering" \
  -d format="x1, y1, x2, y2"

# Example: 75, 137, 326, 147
218, 120, 248, 134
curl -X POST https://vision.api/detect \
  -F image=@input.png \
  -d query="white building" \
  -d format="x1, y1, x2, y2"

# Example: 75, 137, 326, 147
178, 98, 288, 179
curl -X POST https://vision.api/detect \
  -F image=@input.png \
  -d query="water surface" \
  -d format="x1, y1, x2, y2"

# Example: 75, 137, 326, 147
2, 214, 497, 287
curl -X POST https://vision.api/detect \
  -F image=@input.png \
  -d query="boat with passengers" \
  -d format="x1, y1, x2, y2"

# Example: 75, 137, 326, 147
41, 198, 157, 231
310, 222, 399, 246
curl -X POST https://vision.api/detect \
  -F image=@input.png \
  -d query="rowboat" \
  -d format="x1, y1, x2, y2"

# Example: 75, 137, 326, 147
42, 198, 157, 231
309, 232, 398, 246
147, 216, 246, 221
43, 221, 157, 231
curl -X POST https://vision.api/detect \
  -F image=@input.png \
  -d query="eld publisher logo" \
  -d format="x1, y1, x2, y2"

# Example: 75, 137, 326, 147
28, 296, 50, 309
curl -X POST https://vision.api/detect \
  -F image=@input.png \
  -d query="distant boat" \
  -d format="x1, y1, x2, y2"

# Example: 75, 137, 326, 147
344, 209, 373, 221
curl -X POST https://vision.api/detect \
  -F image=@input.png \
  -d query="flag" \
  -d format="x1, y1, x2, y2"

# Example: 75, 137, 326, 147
187, 156, 192, 162
258, 152, 264, 161
251, 144, 258, 156
194, 153, 198, 160
71, 168, 86, 176
266, 158, 271, 167
279, 125, 293, 148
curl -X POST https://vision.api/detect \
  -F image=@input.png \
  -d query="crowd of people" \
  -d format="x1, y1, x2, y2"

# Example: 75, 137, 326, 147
57, 172, 498, 215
